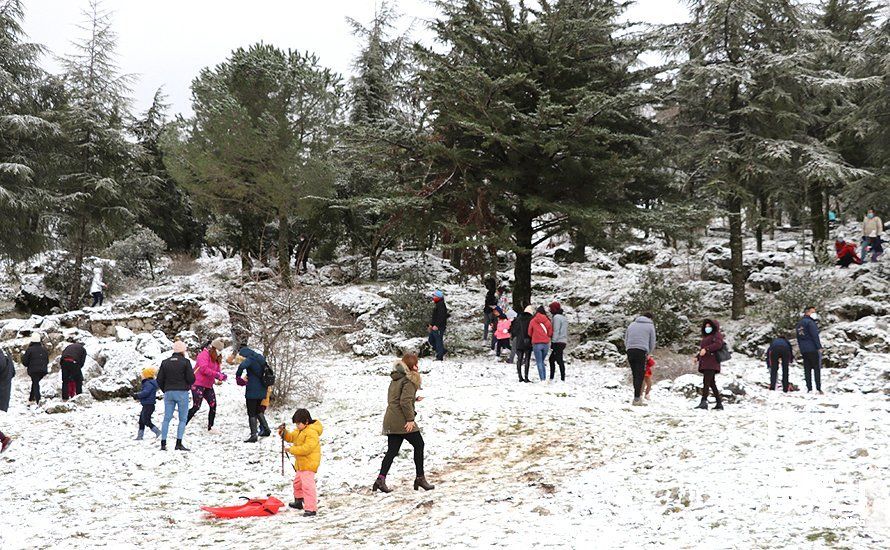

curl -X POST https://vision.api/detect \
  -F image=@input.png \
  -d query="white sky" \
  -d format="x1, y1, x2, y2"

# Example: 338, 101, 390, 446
21, 0, 687, 118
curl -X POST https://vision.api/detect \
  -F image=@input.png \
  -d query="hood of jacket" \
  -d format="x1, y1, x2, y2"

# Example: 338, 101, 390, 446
701, 319, 721, 336
633, 316, 654, 326
303, 419, 323, 438
391, 360, 421, 388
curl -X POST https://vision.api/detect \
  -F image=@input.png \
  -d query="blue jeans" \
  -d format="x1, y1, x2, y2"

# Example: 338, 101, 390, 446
533, 343, 549, 380
161, 390, 189, 441
428, 329, 446, 360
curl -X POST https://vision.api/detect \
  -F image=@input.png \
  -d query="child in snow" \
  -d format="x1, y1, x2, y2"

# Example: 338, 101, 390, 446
495, 312, 513, 359
279, 408, 323, 517
133, 367, 161, 440
643, 356, 655, 400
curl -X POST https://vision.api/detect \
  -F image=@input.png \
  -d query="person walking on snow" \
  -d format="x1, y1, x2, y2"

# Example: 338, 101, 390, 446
512, 306, 534, 381
59, 340, 87, 400
373, 353, 434, 493
428, 290, 449, 361
157, 341, 195, 451
795, 307, 824, 394
624, 313, 656, 406
483, 278, 498, 344
0, 348, 14, 413
23, 333, 48, 406
89, 266, 107, 307
187, 339, 227, 431
766, 336, 795, 392
861, 209, 884, 263
529, 306, 553, 381
133, 367, 161, 439
548, 302, 568, 381
280, 408, 323, 517
694, 319, 725, 410
234, 347, 272, 442
494, 312, 513, 359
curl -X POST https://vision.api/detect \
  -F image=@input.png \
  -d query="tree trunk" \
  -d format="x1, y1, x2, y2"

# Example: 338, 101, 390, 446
369, 243, 380, 281
277, 213, 291, 287
450, 247, 462, 270
568, 229, 587, 263
512, 208, 533, 310
755, 193, 767, 252
728, 196, 746, 320
68, 217, 88, 311
809, 181, 827, 246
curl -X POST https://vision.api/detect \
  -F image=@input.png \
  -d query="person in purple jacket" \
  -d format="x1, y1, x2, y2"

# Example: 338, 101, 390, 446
187, 339, 227, 431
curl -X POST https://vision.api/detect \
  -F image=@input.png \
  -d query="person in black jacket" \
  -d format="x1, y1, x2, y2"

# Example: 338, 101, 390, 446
428, 290, 449, 361
22, 334, 49, 405
156, 341, 195, 451
765, 336, 794, 392
511, 306, 534, 382
0, 349, 14, 412
482, 279, 497, 344
60, 341, 88, 401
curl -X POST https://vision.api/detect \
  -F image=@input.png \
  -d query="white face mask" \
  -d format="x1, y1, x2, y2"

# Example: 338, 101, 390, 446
810, 312, 820, 321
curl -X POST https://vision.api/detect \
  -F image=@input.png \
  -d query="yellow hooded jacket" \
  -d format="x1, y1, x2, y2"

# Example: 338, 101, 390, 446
284, 420, 323, 472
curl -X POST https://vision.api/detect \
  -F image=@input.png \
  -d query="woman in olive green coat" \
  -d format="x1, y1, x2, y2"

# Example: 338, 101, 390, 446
373, 353, 435, 493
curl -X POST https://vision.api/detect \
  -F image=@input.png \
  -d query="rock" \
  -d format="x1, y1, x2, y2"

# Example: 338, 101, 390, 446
346, 329, 393, 357
134, 333, 164, 359
820, 342, 860, 369
734, 323, 776, 358
70, 392, 94, 407
836, 317, 890, 352
14, 274, 62, 316
580, 315, 628, 341
175, 330, 200, 350
850, 448, 869, 458
87, 376, 137, 400
45, 401, 76, 414
682, 281, 733, 311
748, 267, 785, 292
532, 258, 560, 278
570, 340, 621, 361
115, 326, 136, 341
589, 254, 618, 271
722, 379, 747, 402
745, 251, 791, 270
703, 246, 732, 270
828, 298, 888, 321
618, 246, 656, 267
654, 251, 680, 269
701, 263, 731, 284
392, 337, 430, 357
671, 374, 702, 399
776, 240, 797, 253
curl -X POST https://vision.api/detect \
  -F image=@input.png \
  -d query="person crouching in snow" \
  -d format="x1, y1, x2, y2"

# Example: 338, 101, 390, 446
835, 236, 862, 268
643, 355, 655, 400
133, 367, 161, 440
279, 409, 323, 517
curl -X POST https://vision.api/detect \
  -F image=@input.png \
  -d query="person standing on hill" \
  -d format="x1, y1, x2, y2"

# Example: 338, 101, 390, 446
59, 340, 87, 400
512, 306, 534, 382
624, 313, 656, 406
694, 319, 724, 410
23, 333, 48, 406
428, 290, 449, 361
235, 346, 272, 442
529, 306, 553, 382
765, 336, 795, 392
187, 339, 227, 431
89, 266, 107, 307
796, 307, 824, 394
280, 408, 323, 517
483, 279, 497, 344
548, 302, 568, 382
0, 348, 14, 413
861, 209, 884, 262
157, 341, 195, 451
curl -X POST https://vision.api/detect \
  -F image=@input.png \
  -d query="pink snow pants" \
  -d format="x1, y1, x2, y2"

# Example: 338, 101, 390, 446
293, 471, 317, 512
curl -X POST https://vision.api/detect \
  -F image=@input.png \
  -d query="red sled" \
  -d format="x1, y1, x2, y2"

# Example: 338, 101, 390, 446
201, 496, 285, 518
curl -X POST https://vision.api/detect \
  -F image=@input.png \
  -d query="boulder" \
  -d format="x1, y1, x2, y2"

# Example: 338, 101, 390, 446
87, 376, 136, 400
532, 258, 560, 278
70, 392, 94, 407
733, 323, 776, 358
618, 246, 657, 267
748, 267, 785, 292
828, 298, 888, 321
115, 326, 136, 341
346, 329, 393, 357
14, 275, 62, 316
776, 240, 797, 253
702, 246, 732, 270
701, 263, 731, 284
570, 340, 621, 361
745, 251, 791, 270
671, 374, 702, 399
134, 333, 163, 359
45, 401, 76, 414
392, 337, 430, 357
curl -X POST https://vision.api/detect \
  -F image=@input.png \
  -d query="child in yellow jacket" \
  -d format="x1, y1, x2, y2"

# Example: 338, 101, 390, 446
279, 408, 323, 517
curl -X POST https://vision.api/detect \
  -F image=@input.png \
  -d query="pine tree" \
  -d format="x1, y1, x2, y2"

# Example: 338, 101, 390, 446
53, 0, 140, 309
417, 0, 662, 308
0, 0, 59, 260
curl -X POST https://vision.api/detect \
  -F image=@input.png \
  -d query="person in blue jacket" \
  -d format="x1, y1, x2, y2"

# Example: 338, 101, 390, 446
765, 336, 794, 392
133, 367, 162, 440
234, 347, 271, 442
795, 307, 823, 394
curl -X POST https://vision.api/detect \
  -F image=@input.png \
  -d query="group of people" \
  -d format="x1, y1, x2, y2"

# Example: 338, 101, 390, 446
834, 208, 884, 267
481, 280, 570, 382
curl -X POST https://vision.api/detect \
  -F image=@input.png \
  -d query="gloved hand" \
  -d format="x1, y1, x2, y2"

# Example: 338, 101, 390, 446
236, 376, 247, 386
217, 372, 228, 382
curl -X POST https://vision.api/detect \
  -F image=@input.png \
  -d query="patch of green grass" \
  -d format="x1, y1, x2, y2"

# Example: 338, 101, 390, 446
806, 530, 839, 545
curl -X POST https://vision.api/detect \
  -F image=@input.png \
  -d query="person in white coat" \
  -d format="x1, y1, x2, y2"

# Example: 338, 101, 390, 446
90, 267, 107, 307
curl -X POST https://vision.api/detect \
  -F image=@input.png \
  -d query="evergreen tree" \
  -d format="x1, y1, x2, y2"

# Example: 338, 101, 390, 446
417, 0, 662, 308
165, 44, 343, 284
54, 0, 140, 309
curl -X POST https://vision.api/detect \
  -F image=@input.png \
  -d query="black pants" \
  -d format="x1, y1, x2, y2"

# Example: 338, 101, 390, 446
627, 349, 647, 398
245, 398, 269, 433
379, 432, 425, 477
768, 353, 791, 391
139, 404, 156, 430
91, 292, 104, 307
516, 348, 532, 381
495, 338, 511, 357
549, 343, 567, 380
702, 370, 720, 398
801, 351, 821, 392
836, 253, 858, 268
29, 373, 45, 403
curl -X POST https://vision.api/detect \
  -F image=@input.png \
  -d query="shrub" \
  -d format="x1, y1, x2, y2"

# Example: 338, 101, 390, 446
761, 269, 836, 333
389, 269, 432, 337
43, 255, 123, 308
105, 227, 166, 279
620, 270, 703, 346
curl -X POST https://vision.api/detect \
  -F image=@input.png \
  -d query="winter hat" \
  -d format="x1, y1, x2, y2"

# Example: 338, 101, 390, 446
549, 301, 561, 313
29, 333, 41, 344
432, 290, 444, 299
524, 305, 535, 315
210, 338, 225, 351
141, 367, 156, 379
172, 340, 187, 354
506, 309, 518, 320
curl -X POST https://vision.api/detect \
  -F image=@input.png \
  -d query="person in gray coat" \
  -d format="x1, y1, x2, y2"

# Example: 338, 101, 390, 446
0, 349, 14, 412
548, 302, 569, 381
624, 313, 656, 406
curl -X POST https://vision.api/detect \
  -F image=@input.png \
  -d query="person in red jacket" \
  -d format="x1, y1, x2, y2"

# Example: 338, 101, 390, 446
528, 306, 553, 381
835, 237, 862, 268
693, 319, 725, 410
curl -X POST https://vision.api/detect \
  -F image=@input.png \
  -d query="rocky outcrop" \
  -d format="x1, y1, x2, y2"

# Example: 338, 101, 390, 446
618, 246, 656, 267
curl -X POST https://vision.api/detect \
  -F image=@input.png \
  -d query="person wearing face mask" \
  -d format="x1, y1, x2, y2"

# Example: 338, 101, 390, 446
693, 319, 724, 410
861, 209, 884, 263
795, 307, 824, 394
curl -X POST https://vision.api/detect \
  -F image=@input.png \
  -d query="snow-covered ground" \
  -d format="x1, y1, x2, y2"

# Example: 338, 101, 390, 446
1, 354, 888, 549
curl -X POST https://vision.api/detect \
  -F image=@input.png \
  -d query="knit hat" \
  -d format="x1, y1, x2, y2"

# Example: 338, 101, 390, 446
524, 305, 535, 315
210, 338, 225, 351
29, 333, 41, 344
142, 367, 156, 379
549, 301, 561, 313
172, 340, 187, 354
432, 290, 444, 299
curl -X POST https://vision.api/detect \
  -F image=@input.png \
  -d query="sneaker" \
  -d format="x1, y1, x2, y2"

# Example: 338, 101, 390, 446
0, 436, 11, 453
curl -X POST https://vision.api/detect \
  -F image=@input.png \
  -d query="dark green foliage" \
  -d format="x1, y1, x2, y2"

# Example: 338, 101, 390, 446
620, 271, 703, 346
761, 270, 836, 332
105, 227, 166, 279
43, 256, 123, 307
389, 268, 432, 337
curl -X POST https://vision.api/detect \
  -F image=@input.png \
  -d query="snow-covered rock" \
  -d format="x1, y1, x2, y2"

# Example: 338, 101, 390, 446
828, 297, 888, 321
346, 329, 393, 357
571, 340, 621, 361
748, 266, 785, 292
701, 262, 731, 284
671, 374, 701, 398
392, 336, 430, 357
44, 401, 76, 414
14, 274, 62, 316
776, 240, 797, 253
617, 246, 656, 267
115, 326, 135, 341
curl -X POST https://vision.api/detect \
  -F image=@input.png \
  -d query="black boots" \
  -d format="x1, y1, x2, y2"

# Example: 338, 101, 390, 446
160, 440, 167, 451
289, 499, 304, 510
695, 397, 708, 410
175, 439, 190, 451
303, 511, 317, 517
372, 476, 393, 493
414, 476, 435, 491
150, 426, 161, 438
258, 414, 271, 437
135, 429, 144, 440
186, 406, 198, 424
714, 393, 724, 410
244, 417, 258, 443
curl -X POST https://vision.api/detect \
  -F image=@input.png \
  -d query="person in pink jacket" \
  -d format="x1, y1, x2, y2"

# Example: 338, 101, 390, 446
187, 339, 227, 431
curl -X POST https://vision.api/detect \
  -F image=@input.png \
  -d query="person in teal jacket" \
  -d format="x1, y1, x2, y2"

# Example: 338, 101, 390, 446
235, 347, 272, 442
